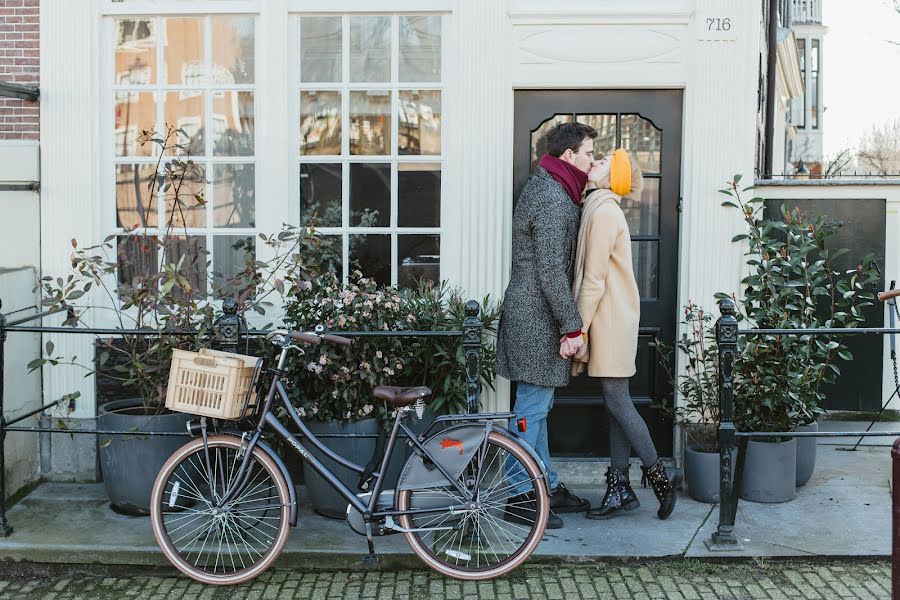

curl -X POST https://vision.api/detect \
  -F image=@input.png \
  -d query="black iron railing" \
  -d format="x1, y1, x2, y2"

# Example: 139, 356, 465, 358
707, 296, 900, 552
0, 297, 486, 536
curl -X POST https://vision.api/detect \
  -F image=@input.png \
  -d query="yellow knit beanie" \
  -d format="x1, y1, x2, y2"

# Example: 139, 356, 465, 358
609, 148, 631, 196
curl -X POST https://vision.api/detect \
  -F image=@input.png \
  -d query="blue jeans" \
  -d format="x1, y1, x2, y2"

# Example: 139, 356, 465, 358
506, 382, 558, 496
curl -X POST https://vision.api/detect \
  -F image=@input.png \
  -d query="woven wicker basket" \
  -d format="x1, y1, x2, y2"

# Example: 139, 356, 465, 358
164, 348, 259, 419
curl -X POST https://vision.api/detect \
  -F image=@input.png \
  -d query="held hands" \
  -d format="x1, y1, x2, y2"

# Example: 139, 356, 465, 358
559, 334, 585, 359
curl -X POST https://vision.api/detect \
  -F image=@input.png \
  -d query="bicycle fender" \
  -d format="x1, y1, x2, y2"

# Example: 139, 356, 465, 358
396, 423, 550, 494
488, 427, 551, 492
397, 423, 487, 491
254, 438, 299, 527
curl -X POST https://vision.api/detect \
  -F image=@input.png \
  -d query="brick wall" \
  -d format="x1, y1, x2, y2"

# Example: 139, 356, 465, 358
0, 0, 39, 141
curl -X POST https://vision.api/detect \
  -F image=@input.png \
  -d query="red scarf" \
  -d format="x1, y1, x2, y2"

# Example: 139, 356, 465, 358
539, 154, 588, 205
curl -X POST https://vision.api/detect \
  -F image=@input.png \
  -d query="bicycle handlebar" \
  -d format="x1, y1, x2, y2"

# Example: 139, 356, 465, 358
288, 330, 353, 346
879, 288, 900, 302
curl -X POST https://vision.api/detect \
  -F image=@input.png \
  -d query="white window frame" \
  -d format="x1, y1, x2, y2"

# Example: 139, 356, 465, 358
103, 10, 260, 300
290, 12, 449, 286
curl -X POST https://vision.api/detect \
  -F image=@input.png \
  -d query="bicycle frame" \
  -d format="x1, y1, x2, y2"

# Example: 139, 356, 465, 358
210, 345, 517, 525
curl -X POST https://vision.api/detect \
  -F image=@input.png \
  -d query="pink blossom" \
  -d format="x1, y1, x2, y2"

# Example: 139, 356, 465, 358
376, 350, 383, 359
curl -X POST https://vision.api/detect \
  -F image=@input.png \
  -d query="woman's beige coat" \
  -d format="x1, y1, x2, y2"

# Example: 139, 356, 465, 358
571, 189, 640, 377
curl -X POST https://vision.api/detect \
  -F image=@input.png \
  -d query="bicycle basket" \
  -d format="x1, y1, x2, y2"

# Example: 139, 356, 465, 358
164, 348, 262, 419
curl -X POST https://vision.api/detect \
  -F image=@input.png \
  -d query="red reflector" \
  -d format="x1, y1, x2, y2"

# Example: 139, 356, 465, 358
517, 418, 527, 433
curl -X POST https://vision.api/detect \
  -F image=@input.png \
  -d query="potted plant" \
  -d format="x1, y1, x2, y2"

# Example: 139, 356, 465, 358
657, 303, 733, 503
716, 176, 878, 502
32, 126, 323, 514
281, 272, 501, 518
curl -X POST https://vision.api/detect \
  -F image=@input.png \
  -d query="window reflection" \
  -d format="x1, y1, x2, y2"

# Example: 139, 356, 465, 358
398, 90, 441, 156
300, 91, 341, 155
350, 91, 390, 155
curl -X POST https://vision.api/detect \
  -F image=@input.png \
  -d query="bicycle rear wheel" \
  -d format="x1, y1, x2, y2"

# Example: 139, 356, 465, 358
150, 435, 291, 585
396, 431, 549, 580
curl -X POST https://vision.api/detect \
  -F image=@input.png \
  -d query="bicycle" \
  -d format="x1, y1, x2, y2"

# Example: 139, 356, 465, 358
150, 328, 551, 585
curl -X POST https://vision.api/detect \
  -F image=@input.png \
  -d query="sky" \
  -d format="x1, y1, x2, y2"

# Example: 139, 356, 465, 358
822, 0, 900, 158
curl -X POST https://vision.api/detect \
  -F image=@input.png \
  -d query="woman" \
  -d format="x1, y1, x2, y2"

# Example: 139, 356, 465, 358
572, 149, 676, 520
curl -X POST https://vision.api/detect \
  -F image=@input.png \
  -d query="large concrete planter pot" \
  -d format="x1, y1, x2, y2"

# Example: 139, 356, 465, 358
97, 399, 192, 515
795, 421, 818, 487
740, 438, 797, 503
684, 444, 736, 504
304, 419, 407, 519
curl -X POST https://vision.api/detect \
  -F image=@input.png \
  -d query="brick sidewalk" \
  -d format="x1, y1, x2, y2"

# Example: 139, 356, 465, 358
0, 560, 890, 600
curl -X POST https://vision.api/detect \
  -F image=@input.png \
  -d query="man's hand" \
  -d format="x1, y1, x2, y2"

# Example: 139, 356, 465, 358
559, 335, 585, 359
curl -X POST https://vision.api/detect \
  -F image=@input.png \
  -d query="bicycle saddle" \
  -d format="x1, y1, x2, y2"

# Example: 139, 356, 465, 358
373, 386, 432, 408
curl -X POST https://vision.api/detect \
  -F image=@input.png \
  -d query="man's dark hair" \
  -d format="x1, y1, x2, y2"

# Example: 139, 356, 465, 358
544, 122, 598, 157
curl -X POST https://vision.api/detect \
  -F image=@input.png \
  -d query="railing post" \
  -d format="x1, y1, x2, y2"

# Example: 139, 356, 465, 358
212, 298, 244, 353
893, 438, 900, 597
706, 297, 741, 550
0, 299, 13, 535
463, 300, 482, 414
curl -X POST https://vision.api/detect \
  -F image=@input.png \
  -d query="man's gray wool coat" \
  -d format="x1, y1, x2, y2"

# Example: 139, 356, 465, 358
496, 167, 584, 388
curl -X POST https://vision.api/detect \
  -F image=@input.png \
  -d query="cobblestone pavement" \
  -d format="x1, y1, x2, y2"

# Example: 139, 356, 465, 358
0, 559, 890, 599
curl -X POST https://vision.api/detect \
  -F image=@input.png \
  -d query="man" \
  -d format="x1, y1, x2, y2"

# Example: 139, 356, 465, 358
497, 122, 596, 529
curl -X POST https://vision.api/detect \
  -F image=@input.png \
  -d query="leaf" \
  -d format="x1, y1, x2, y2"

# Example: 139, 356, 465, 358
45, 340, 54, 356
733, 174, 742, 184
99, 438, 113, 449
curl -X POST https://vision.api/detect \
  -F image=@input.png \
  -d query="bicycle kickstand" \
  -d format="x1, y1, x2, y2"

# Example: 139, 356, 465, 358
362, 521, 379, 568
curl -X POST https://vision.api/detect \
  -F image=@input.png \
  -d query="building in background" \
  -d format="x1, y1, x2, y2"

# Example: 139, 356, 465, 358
788, 0, 827, 175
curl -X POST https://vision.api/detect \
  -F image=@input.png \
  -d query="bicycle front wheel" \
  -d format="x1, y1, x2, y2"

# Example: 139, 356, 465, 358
150, 435, 291, 585
396, 431, 549, 580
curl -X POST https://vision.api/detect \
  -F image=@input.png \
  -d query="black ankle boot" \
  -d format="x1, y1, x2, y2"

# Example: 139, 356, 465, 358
641, 460, 676, 520
586, 467, 640, 520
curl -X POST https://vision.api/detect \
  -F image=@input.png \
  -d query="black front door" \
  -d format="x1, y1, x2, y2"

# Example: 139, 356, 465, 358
512, 90, 683, 458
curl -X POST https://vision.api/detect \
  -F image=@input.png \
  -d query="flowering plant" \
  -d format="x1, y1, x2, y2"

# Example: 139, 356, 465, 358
281, 272, 501, 425
282, 271, 411, 424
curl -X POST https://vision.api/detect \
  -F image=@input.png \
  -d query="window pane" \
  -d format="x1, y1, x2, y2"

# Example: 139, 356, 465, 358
115, 19, 156, 85
164, 164, 206, 229
350, 234, 390, 285
575, 114, 617, 159
350, 163, 390, 227
115, 92, 156, 157
165, 236, 208, 297
300, 163, 342, 227
116, 164, 158, 228
300, 91, 341, 155
530, 114, 572, 171
632, 241, 659, 299
117, 234, 158, 285
398, 234, 439, 289
213, 235, 255, 298
211, 16, 255, 85
620, 115, 661, 173
300, 16, 342, 83
399, 16, 441, 82
350, 16, 390, 83
307, 234, 343, 276
350, 90, 390, 155
163, 17, 205, 86
398, 90, 441, 156
212, 91, 254, 156
398, 163, 440, 227
213, 164, 255, 228
164, 91, 204, 156
621, 177, 659, 236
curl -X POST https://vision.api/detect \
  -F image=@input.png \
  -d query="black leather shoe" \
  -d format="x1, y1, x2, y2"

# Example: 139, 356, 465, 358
504, 491, 563, 529
549, 483, 590, 513
641, 460, 676, 520
586, 467, 641, 520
